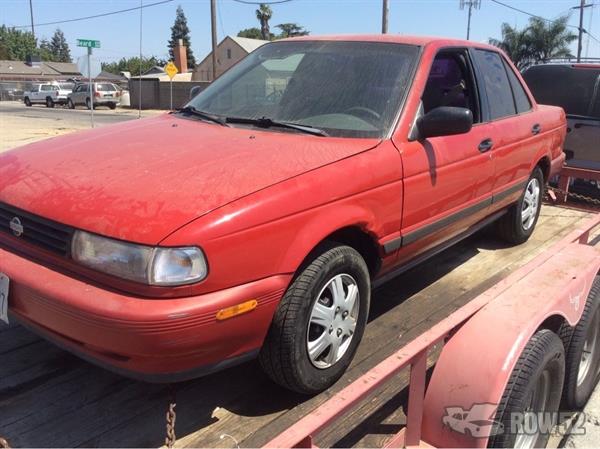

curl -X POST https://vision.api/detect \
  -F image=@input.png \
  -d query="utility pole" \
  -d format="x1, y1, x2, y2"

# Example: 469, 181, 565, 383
29, 0, 35, 39
573, 0, 593, 62
460, 0, 481, 40
210, 0, 218, 81
382, 0, 389, 34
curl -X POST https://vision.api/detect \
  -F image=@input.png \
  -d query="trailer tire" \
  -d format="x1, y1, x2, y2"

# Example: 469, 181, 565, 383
559, 275, 600, 410
259, 244, 370, 394
496, 167, 543, 245
488, 329, 564, 448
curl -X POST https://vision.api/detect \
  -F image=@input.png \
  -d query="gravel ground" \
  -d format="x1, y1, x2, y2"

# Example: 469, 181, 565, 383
0, 101, 164, 152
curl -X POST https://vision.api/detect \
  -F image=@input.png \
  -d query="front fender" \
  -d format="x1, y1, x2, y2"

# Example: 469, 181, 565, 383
421, 242, 600, 448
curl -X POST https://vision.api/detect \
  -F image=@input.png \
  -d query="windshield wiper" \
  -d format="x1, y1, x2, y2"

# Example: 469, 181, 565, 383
176, 106, 229, 127
225, 116, 328, 137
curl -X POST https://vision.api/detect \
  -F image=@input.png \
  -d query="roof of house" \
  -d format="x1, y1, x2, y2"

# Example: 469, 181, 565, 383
44, 61, 80, 75
229, 36, 270, 53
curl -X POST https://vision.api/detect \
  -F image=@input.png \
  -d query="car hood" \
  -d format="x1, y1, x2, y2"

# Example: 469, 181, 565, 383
0, 114, 380, 244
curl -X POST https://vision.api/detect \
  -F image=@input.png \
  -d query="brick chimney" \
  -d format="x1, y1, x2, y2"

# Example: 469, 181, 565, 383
173, 39, 188, 74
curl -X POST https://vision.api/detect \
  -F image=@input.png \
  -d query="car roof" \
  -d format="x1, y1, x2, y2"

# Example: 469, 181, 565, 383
278, 34, 500, 51
527, 63, 600, 70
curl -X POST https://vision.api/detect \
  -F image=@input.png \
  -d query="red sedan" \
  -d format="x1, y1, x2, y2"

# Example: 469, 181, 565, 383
0, 35, 566, 394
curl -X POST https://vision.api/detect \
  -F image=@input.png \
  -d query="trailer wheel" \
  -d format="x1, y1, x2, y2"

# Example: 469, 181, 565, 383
496, 167, 543, 245
259, 244, 370, 394
559, 275, 600, 410
488, 329, 564, 449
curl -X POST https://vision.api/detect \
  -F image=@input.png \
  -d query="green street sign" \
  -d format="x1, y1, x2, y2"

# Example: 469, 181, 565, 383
77, 39, 101, 49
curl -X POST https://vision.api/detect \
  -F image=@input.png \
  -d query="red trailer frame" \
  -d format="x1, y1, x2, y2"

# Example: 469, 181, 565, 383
264, 214, 600, 448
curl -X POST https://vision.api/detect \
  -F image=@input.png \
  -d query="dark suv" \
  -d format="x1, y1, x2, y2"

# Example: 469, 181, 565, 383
523, 63, 600, 170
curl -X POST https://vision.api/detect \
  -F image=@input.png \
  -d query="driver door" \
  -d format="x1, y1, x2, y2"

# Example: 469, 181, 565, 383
397, 48, 495, 263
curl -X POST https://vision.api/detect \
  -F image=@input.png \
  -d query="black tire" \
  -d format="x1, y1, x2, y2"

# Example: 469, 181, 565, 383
45, 97, 54, 108
24, 97, 31, 107
108, 102, 117, 110
259, 244, 371, 394
488, 329, 565, 448
86, 98, 92, 110
559, 275, 600, 410
496, 167, 544, 245
67, 99, 75, 109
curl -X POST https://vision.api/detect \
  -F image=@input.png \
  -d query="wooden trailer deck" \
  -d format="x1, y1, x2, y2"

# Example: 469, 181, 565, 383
0, 205, 595, 448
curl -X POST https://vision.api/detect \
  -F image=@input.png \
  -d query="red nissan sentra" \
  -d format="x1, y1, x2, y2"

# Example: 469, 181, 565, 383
0, 35, 566, 393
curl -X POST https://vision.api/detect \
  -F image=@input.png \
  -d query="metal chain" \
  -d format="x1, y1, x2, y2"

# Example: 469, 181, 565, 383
165, 386, 177, 449
0, 437, 10, 449
546, 186, 600, 208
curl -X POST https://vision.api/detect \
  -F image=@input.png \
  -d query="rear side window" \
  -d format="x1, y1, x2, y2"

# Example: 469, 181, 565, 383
503, 60, 532, 113
473, 50, 516, 120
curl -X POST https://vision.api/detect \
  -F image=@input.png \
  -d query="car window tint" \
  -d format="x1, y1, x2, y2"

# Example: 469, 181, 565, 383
523, 66, 600, 118
41, 85, 53, 91
97, 84, 116, 91
422, 50, 480, 123
503, 60, 532, 113
473, 50, 516, 120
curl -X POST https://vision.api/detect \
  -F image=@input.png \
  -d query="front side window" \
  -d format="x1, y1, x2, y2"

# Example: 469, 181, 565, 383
186, 41, 420, 138
473, 50, 516, 120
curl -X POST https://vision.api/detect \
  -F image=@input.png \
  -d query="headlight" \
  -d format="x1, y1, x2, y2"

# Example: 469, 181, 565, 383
71, 231, 208, 286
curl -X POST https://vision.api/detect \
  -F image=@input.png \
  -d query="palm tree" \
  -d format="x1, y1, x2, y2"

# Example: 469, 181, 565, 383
490, 15, 577, 70
489, 23, 533, 70
256, 4, 273, 40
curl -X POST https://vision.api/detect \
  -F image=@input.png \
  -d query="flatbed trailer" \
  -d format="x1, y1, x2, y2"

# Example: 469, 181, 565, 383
0, 205, 598, 448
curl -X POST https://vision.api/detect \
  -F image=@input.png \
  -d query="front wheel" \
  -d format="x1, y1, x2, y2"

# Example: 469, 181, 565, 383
259, 244, 370, 394
496, 167, 543, 245
67, 99, 75, 109
24, 97, 32, 107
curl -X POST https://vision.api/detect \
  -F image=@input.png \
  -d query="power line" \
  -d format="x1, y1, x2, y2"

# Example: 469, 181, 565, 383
489, 0, 600, 45
231, 0, 294, 4
11, 0, 174, 29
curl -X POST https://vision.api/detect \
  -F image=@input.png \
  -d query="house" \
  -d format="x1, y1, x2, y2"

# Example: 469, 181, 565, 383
193, 35, 269, 82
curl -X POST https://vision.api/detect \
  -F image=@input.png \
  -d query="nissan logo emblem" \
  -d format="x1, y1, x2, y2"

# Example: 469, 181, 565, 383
9, 217, 24, 237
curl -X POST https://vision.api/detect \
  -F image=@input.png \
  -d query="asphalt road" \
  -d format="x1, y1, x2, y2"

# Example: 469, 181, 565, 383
0, 100, 157, 126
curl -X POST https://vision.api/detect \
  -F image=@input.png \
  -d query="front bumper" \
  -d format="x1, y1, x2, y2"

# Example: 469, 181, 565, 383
0, 246, 290, 382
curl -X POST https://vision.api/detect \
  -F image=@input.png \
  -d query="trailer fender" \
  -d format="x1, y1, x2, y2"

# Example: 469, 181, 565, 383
421, 242, 600, 448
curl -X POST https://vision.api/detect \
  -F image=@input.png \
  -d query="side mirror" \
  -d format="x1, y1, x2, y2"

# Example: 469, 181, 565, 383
416, 106, 473, 139
189, 85, 202, 99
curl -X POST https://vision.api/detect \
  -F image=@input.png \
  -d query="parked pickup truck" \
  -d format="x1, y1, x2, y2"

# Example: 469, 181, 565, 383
0, 35, 566, 394
23, 82, 72, 108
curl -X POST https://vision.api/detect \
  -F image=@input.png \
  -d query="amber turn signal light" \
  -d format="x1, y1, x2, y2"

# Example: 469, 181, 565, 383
216, 300, 258, 321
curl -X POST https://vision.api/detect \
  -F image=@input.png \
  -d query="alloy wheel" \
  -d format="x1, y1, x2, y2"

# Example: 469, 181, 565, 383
522, 178, 540, 231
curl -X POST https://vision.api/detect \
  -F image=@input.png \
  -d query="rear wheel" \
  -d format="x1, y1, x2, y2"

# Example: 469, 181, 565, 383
488, 329, 565, 448
559, 275, 600, 409
45, 97, 55, 108
67, 99, 75, 109
108, 102, 117, 110
86, 98, 92, 110
24, 97, 31, 107
496, 167, 543, 245
259, 244, 370, 394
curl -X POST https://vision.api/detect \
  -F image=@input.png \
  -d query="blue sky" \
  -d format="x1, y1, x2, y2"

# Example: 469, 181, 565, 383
1, 0, 599, 64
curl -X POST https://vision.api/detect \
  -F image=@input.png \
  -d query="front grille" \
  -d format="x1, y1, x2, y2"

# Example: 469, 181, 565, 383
0, 202, 73, 256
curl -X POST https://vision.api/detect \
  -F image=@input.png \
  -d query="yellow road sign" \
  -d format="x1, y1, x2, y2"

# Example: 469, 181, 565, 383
165, 62, 178, 80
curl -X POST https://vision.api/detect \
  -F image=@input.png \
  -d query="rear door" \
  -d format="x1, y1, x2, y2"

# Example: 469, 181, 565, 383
398, 48, 495, 263
471, 49, 541, 209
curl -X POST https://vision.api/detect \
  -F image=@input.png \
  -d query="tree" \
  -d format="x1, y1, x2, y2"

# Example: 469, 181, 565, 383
48, 28, 71, 62
256, 4, 273, 41
0, 25, 37, 60
237, 28, 264, 40
275, 23, 309, 39
168, 5, 195, 69
101, 56, 167, 77
489, 15, 577, 70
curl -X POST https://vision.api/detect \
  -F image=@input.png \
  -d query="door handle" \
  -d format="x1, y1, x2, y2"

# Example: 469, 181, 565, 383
532, 124, 542, 135
478, 138, 494, 153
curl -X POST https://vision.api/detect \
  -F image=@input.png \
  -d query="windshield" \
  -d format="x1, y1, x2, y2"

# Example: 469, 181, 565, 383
186, 41, 420, 138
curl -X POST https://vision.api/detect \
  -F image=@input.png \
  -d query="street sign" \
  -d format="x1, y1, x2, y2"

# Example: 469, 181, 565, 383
77, 56, 102, 79
164, 61, 178, 80
77, 39, 101, 49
